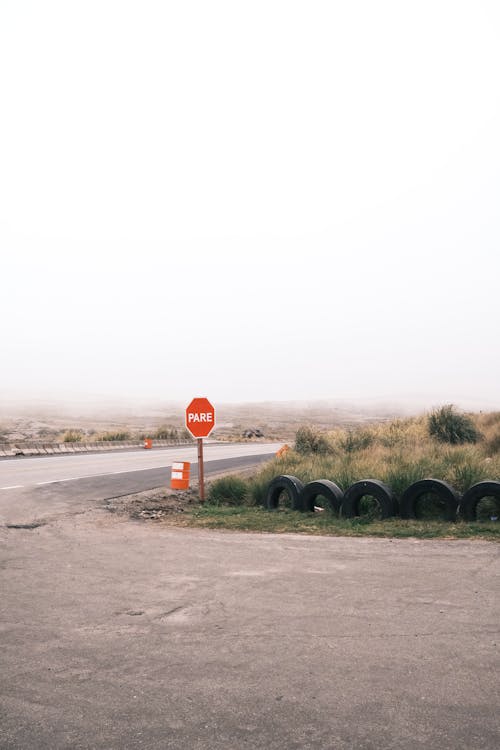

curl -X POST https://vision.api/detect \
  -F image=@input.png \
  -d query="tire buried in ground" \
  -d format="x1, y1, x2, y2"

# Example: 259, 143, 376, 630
399, 478, 460, 521
300, 480, 344, 514
266, 475, 305, 511
460, 481, 500, 521
341, 479, 396, 519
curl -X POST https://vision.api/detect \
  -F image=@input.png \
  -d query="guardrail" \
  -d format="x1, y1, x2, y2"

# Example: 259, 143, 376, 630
0, 439, 193, 458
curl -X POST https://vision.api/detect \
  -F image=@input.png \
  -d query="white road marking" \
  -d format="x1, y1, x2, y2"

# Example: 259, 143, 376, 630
0, 485, 24, 490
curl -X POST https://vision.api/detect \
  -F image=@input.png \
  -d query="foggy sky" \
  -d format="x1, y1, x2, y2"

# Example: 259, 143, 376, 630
1, 1, 499, 411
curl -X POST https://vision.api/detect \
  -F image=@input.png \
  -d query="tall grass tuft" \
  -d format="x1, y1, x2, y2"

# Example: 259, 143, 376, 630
428, 405, 480, 445
247, 475, 270, 506
295, 426, 331, 455
207, 476, 248, 506
154, 425, 179, 440
62, 429, 84, 443
339, 430, 374, 453
97, 431, 132, 442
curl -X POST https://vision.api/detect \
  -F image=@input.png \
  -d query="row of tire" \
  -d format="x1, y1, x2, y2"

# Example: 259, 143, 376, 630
265, 475, 500, 522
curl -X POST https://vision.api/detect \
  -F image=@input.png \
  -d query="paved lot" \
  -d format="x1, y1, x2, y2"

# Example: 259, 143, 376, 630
1, 508, 499, 749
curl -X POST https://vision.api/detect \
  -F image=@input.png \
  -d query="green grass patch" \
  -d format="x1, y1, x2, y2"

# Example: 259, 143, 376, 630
183, 504, 500, 540
207, 475, 248, 506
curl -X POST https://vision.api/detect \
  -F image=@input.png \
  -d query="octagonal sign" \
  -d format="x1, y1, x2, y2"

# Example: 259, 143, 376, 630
185, 397, 216, 439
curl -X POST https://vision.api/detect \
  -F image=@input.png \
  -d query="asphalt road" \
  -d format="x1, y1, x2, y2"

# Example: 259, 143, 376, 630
0, 443, 281, 526
0, 442, 283, 490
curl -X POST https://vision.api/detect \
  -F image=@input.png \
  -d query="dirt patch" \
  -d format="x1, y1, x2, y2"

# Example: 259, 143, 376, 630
103, 466, 260, 523
104, 487, 200, 521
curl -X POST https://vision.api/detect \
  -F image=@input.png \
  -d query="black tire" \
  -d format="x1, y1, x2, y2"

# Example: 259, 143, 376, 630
341, 479, 396, 519
300, 480, 344, 514
460, 481, 500, 521
399, 479, 460, 521
266, 475, 304, 511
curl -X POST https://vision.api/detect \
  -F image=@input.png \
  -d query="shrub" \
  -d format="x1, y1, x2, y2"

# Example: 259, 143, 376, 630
428, 405, 480, 445
207, 476, 248, 506
378, 417, 426, 448
154, 425, 180, 440
62, 430, 84, 443
295, 426, 331, 455
339, 430, 374, 453
99, 431, 132, 442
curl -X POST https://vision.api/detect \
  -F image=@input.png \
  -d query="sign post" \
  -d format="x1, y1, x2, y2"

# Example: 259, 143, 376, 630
185, 397, 216, 502
197, 438, 205, 501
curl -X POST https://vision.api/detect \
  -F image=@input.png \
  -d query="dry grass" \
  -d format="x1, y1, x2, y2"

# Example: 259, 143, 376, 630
217, 410, 500, 510
326, 419, 494, 491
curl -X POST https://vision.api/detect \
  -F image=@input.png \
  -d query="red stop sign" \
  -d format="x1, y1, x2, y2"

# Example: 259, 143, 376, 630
185, 397, 216, 438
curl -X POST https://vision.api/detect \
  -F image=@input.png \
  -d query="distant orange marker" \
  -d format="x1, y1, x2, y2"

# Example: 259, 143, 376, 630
276, 444, 290, 457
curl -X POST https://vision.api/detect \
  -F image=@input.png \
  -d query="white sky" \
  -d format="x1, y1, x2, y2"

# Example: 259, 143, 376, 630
1, 0, 499, 410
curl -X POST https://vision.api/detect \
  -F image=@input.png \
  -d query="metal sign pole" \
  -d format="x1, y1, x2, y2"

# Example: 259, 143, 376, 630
197, 438, 205, 502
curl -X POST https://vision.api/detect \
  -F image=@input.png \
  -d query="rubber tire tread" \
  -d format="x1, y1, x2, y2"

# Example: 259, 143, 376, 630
460, 481, 500, 521
341, 479, 396, 519
399, 478, 460, 521
300, 480, 344, 514
266, 475, 305, 511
